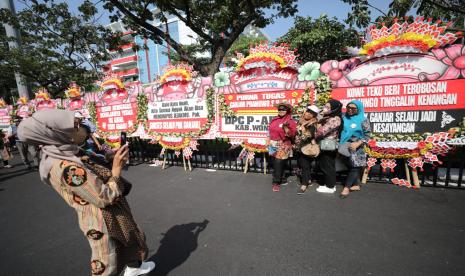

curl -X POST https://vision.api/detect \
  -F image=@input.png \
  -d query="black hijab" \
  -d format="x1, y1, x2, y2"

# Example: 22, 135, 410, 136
322, 99, 343, 134
326, 99, 342, 118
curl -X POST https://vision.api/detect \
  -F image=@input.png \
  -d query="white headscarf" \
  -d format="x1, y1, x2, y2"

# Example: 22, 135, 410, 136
17, 109, 83, 184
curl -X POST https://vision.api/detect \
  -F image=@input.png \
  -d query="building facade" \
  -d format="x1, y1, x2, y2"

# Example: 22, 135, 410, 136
106, 13, 197, 85
106, 11, 266, 85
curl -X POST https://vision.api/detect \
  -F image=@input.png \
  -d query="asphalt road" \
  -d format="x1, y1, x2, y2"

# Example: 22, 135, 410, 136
1, 157, 465, 276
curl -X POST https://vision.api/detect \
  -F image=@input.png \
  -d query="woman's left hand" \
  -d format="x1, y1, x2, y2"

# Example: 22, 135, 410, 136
350, 141, 362, 151
283, 124, 290, 134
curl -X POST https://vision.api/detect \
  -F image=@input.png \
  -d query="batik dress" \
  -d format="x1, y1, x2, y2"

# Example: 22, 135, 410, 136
49, 160, 148, 275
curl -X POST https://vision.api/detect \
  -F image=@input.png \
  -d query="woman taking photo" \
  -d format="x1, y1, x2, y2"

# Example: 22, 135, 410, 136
339, 100, 370, 198
295, 105, 320, 194
268, 102, 297, 192
315, 99, 343, 194
18, 110, 155, 276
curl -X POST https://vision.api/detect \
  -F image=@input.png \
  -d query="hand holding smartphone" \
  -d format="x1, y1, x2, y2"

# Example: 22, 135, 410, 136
120, 132, 129, 170
120, 132, 127, 146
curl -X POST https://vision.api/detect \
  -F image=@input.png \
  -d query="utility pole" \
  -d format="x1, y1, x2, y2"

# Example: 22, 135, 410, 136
0, 0, 30, 99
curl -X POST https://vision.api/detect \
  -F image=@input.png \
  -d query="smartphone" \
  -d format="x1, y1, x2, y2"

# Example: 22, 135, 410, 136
120, 132, 127, 146
120, 132, 129, 170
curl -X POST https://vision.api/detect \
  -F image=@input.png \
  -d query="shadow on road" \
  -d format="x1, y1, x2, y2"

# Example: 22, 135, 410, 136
148, 219, 209, 276
0, 168, 34, 182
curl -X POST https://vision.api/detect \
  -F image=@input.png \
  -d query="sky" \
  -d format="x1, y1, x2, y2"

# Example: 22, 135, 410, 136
13, 0, 393, 41
262, 0, 392, 40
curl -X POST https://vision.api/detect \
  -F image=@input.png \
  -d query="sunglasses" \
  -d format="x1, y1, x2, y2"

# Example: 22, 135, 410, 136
278, 108, 288, 111
347, 106, 357, 110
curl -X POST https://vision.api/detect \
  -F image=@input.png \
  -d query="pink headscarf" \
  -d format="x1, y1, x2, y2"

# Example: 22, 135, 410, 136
17, 110, 83, 184
269, 109, 297, 142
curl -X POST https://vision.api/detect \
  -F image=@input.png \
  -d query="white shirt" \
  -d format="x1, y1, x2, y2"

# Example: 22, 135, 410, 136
7, 124, 16, 137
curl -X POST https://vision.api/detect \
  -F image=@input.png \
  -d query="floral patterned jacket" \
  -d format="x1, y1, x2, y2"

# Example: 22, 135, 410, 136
315, 116, 342, 141
348, 118, 371, 167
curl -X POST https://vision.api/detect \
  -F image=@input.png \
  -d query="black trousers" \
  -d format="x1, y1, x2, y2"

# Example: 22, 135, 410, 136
299, 154, 314, 185
318, 151, 337, 188
272, 157, 287, 184
345, 166, 362, 188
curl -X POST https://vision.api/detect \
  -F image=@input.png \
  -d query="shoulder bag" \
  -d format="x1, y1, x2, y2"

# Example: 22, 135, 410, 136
301, 141, 320, 157
319, 138, 339, 151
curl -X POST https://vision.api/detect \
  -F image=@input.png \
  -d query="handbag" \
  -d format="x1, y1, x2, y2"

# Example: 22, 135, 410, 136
338, 142, 351, 157
1, 148, 11, 161
301, 142, 320, 157
320, 138, 339, 151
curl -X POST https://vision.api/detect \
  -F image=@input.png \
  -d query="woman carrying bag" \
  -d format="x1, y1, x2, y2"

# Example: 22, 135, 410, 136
17, 110, 155, 276
315, 99, 343, 194
295, 105, 320, 194
268, 102, 297, 192
339, 100, 371, 198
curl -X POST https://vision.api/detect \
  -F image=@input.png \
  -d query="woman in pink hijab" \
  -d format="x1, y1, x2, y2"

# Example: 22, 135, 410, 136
268, 102, 297, 192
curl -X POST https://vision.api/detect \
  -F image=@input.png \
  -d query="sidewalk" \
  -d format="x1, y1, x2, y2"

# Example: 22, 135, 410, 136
1, 158, 465, 275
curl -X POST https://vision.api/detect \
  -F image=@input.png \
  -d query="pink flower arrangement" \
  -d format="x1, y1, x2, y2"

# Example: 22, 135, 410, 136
320, 58, 360, 83
432, 44, 465, 78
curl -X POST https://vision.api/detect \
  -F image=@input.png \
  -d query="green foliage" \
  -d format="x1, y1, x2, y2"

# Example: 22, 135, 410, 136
168, 34, 267, 68
0, 0, 120, 98
277, 15, 361, 63
401, 0, 464, 30
136, 92, 148, 123
341, 0, 372, 28
103, 0, 298, 76
224, 34, 268, 67
218, 93, 235, 117
315, 75, 333, 107
342, 0, 465, 30
87, 101, 97, 125
0, 24, 19, 103
293, 88, 312, 115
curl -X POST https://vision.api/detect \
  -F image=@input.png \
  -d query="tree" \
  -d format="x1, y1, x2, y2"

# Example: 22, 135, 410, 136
103, 0, 298, 76
168, 34, 268, 68
223, 34, 268, 67
342, 0, 465, 30
0, 60, 17, 104
0, 27, 17, 103
0, 0, 120, 97
277, 15, 361, 64
389, 0, 464, 30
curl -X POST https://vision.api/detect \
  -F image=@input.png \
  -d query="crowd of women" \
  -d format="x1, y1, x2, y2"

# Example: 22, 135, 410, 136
268, 99, 370, 198
7, 97, 369, 275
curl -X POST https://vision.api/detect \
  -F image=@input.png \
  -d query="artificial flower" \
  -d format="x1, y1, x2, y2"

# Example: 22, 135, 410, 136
298, 62, 321, 81
368, 139, 377, 148
243, 141, 268, 153
214, 72, 230, 87
432, 44, 465, 78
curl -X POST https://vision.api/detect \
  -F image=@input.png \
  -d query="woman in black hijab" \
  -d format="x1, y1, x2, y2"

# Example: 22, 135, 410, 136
315, 99, 343, 194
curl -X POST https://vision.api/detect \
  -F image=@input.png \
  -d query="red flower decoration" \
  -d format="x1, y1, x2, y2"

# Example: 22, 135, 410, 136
368, 139, 377, 148
417, 141, 426, 149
